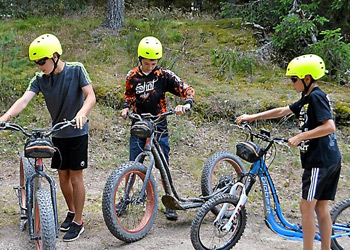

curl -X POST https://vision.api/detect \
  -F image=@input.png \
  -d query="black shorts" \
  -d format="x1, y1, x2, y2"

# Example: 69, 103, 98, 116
302, 160, 341, 201
51, 134, 88, 171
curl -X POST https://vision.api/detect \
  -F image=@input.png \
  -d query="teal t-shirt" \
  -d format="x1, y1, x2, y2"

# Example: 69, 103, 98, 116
28, 62, 91, 138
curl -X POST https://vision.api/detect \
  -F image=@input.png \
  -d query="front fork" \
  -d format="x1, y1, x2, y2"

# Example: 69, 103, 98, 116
214, 182, 248, 231
214, 174, 256, 231
26, 159, 59, 239
134, 150, 155, 202
13, 185, 28, 231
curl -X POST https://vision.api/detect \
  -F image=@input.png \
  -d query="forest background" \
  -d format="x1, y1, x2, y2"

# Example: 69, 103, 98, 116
0, 0, 350, 249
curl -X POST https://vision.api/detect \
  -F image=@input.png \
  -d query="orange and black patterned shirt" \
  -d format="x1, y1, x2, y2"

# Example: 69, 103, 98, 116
123, 65, 195, 135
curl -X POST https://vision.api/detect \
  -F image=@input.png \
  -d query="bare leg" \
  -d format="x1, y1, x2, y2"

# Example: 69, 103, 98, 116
315, 200, 332, 250
69, 169, 85, 224
58, 169, 74, 212
300, 198, 317, 250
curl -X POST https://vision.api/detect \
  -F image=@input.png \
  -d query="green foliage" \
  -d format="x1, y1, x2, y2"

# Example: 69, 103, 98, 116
0, 0, 92, 18
211, 49, 257, 80
307, 29, 350, 83
271, 14, 321, 58
122, 13, 183, 68
0, 10, 349, 126
220, 0, 291, 30
220, 0, 350, 83
334, 102, 350, 125
0, 29, 30, 110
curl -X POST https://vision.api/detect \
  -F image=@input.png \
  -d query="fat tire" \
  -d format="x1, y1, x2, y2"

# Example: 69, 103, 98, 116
191, 193, 247, 250
20, 156, 35, 195
330, 198, 350, 250
19, 157, 35, 231
34, 188, 56, 250
102, 161, 158, 243
201, 151, 246, 214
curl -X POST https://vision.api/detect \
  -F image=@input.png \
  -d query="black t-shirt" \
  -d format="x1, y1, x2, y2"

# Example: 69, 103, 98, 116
289, 87, 341, 169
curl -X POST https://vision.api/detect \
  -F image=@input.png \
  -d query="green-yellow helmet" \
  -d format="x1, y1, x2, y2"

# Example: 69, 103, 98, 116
138, 36, 162, 60
29, 34, 62, 61
286, 54, 326, 80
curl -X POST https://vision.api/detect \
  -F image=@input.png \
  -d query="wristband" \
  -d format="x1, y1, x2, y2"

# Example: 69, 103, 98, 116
6, 111, 12, 118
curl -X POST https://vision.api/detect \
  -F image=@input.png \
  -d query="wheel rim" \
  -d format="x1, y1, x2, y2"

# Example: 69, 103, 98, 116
34, 201, 42, 250
114, 170, 155, 233
19, 159, 26, 210
198, 198, 242, 249
210, 158, 243, 193
332, 207, 350, 250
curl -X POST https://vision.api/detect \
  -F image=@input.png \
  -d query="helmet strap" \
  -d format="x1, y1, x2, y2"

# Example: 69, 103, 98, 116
49, 54, 60, 75
301, 78, 315, 97
49, 54, 60, 85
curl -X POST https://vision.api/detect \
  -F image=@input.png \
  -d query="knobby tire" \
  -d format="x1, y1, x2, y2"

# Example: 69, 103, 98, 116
19, 157, 35, 231
102, 161, 158, 243
330, 198, 350, 250
34, 188, 56, 250
201, 151, 246, 214
191, 193, 247, 250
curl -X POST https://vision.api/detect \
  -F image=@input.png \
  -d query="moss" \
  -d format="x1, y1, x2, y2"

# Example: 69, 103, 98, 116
94, 86, 123, 109
335, 102, 350, 125
1, 13, 349, 127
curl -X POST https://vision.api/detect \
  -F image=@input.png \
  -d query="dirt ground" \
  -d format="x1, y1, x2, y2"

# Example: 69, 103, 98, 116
0, 117, 348, 250
0, 159, 325, 250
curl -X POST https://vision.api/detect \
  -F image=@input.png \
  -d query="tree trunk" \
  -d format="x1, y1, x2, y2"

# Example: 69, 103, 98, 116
105, 0, 125, 30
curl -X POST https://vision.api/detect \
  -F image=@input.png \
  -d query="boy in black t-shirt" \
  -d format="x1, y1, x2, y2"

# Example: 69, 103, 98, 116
236, 54, 341, 250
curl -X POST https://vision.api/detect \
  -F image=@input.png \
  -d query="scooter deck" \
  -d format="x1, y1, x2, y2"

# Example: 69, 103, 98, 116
161, 195, 203, 210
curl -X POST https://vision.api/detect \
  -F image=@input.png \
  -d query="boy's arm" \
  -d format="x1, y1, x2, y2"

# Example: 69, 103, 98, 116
164, 69, 195, 107
121, 75, 135, 120
0, 91, 36, 122
75, 84, 96, 129
288, 119, 335, 147
236, 106, 292, 125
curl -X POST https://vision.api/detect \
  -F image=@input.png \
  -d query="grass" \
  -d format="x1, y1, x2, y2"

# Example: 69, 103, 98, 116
0, 9, 350, 232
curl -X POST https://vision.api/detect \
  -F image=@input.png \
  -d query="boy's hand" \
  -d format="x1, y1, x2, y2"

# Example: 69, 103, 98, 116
236, 114, 255, 125
120, 108, 129, 120
288, 134, 303, 148
75, 114, 88, 129
175, 104, 191, 115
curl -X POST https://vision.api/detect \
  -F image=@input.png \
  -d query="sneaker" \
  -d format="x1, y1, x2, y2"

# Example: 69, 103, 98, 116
63, 221, 84, 242
164, 208, 178, 221
60, 212, 75, 232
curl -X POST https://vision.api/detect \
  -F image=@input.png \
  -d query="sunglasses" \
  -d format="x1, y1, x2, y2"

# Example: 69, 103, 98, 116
35, 57, 49, 66
290, 76, 298, 83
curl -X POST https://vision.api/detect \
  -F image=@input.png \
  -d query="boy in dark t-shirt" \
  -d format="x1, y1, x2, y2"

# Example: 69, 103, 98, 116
0, 34, 96, 242
236, 54, 341, 250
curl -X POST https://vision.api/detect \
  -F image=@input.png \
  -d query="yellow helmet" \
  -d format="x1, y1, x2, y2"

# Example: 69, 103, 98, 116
286, 54, 326, 80
137, 36, 162, 60
29, 34, 62, 61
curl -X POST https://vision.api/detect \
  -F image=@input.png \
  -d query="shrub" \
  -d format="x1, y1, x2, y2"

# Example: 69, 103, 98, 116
307, 29, 350, 84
